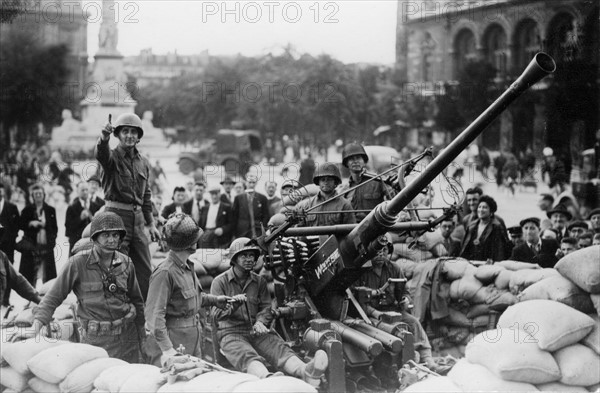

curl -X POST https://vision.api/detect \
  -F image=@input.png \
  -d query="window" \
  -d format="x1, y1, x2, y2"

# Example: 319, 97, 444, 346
514, 19, 540, 72
454, 29, 476, 78
483, 24, 507, 77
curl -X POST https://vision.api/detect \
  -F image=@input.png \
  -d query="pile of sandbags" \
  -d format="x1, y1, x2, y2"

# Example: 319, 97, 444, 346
0, 342, 110, 393
438, 299, 600, 392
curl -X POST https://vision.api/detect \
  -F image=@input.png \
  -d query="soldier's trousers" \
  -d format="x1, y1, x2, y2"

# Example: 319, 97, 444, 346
219, 332, 297, 373
80, 322, 141, 363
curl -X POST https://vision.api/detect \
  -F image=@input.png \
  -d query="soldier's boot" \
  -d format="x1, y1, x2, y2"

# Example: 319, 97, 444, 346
283, 350, 328, 387
246, 361, 271, 379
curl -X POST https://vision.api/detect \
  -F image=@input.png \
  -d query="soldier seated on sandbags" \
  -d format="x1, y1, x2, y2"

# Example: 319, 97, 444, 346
211, 237, 328, 385
353, 242, 437, 370
32, 212, 145, 363
144, 213, 231, 367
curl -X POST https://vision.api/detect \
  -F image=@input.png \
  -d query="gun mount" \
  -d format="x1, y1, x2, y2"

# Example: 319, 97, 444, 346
244, 53, 556, 392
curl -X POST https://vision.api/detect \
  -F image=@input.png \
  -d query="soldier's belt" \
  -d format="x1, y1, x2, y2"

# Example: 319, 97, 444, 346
166, 313, 200, 328
80, 304, 136, 336
106, 200, 140, 211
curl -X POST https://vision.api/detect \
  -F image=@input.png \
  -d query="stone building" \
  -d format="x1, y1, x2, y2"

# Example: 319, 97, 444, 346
395, 0, 599, 161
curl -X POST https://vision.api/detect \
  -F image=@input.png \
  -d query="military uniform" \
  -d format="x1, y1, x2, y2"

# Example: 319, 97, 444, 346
344, 171, 393, 220
295, 191, 356, 227
211, 268, 297, 373
33, 248, 144, 362
144, 252, 221, 365
96, 138, 154, 299
0, 250, 41, 306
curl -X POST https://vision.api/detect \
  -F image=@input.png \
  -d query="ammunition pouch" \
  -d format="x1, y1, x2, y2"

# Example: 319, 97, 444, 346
79, 303, 136, 337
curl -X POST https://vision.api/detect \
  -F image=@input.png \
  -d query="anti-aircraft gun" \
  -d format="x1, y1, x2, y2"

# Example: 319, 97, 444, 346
242, 53, 556, 392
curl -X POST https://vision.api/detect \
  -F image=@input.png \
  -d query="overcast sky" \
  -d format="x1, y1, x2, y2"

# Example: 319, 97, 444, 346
86, 1, 398, 64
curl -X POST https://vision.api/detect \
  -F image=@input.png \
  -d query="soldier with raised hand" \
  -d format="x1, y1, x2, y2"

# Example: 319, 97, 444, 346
341, 143, 392, 220
144, 213, 231, 367
95, 113, 160, 299
32, 212, 145, 362
211, 237, 328, 385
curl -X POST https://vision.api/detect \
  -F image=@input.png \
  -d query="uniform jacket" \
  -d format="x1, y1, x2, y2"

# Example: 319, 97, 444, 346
356, 260, 408, 308
211, 268, 273, 337
509, 239, 559, 268
344, 172, 392, 220
33, 247, 144, 328
95, 138, 154, 225
0, 251, 40, 305
232, 192, 269, 238
459, 217, 510, 261
295, 191, 356, 227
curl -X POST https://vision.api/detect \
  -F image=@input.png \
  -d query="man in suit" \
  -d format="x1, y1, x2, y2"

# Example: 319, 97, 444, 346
265, 181, 280, 218
219, 176, 236, 205
436, 217, 461, 257
161, 186, 188, 220
65, 182, 93, 255
546, 204, 572, 241
588, 208, 600, 234
182, 181, 207, 225
87, 176, 105, 215
509, 217, 558, 268
232, 174, 269, 238
0, 183, 20, 264
198, 185, 233, 248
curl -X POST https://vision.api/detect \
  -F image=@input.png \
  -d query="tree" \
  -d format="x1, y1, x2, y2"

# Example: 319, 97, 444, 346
0, 30, 70, 150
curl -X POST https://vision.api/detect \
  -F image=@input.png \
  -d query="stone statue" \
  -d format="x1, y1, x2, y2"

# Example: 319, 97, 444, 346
98, 0, 119, 54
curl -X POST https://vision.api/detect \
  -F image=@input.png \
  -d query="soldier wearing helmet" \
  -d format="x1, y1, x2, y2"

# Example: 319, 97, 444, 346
95, 112, 161, 300
294, 162, 356, 227
341, 142, 393, 220
145, 213, 231, 367
211, 237, 329, 384
32, 212, 145, 362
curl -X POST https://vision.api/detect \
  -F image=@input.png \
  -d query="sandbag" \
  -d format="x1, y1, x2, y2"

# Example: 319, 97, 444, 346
449, 274, 483, 302
466, 328, 561, 384
470, 284, 502, 305
393, 259, 417, 280
190, 249, 225, 273
197, 275, 213, 290
231, 376, 317, 392
509, 268, 559, 294
28, 377, 59, 393
0, 366, 30, 392
474, 264, 505, 285
72, 238, 93, 255
487, 290, 518, 311
498, 299, 595, 352
466, 303, 491, 319
555, 245, 600, 294
60, 358, 128, 393
553, 344, 600, 386
14, 308, 35, 327
157, 371, 257, 393
444, 326, 471, 345
2, 339, 68, 375
27, 344, 108, 384
519, 275, 595, 314
588, 382, 600, 392
118, 366, 165, 393
494, 269, 514, 290
448, 359, 538, 392
593, 294, 600, 315
583, 315, 600, 355
442, 259, 476, 281
392, 243, 433, 262
192, 261, 207, 276
402, 376, 463, 392
536, 382, 588, 391
94, 364, 158, 393
446, 307, 490, 328
496, 260, 541, 271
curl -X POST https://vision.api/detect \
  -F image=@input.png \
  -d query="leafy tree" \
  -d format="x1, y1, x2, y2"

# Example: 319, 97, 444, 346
0, 30, 70, 149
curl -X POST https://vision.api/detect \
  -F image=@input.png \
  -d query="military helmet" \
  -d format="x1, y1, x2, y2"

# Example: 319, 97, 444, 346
113, 113, 144, 139
281, 179, 300, 190
342, 143, 368, 167
90, 211, 127, 240
162, 213, 202, 251
313, 162, 342, 186
229, 237, 261, 265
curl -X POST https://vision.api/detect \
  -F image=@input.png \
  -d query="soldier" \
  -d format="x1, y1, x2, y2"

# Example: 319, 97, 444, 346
341, 143, 392, 220
95, 113, 161, 299
211, 237, 328, 384
354, 243, 436, 370
295, 163, 356, 227
32, 212, 145, 362
144, 213, 230, 366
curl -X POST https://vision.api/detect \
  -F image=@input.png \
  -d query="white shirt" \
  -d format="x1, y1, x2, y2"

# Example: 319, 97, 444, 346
0, 199, 4, 214
205, 203, 220, 229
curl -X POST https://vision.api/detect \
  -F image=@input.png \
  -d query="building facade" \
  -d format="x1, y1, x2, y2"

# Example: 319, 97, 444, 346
396, 0, 599, 162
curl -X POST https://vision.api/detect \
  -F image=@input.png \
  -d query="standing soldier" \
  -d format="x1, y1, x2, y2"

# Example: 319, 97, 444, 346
295, 163, 356, 227
144, 213, 230, 366
32, 212, 145, 362
95, 113, 160, 299
341, 143, 392, 220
